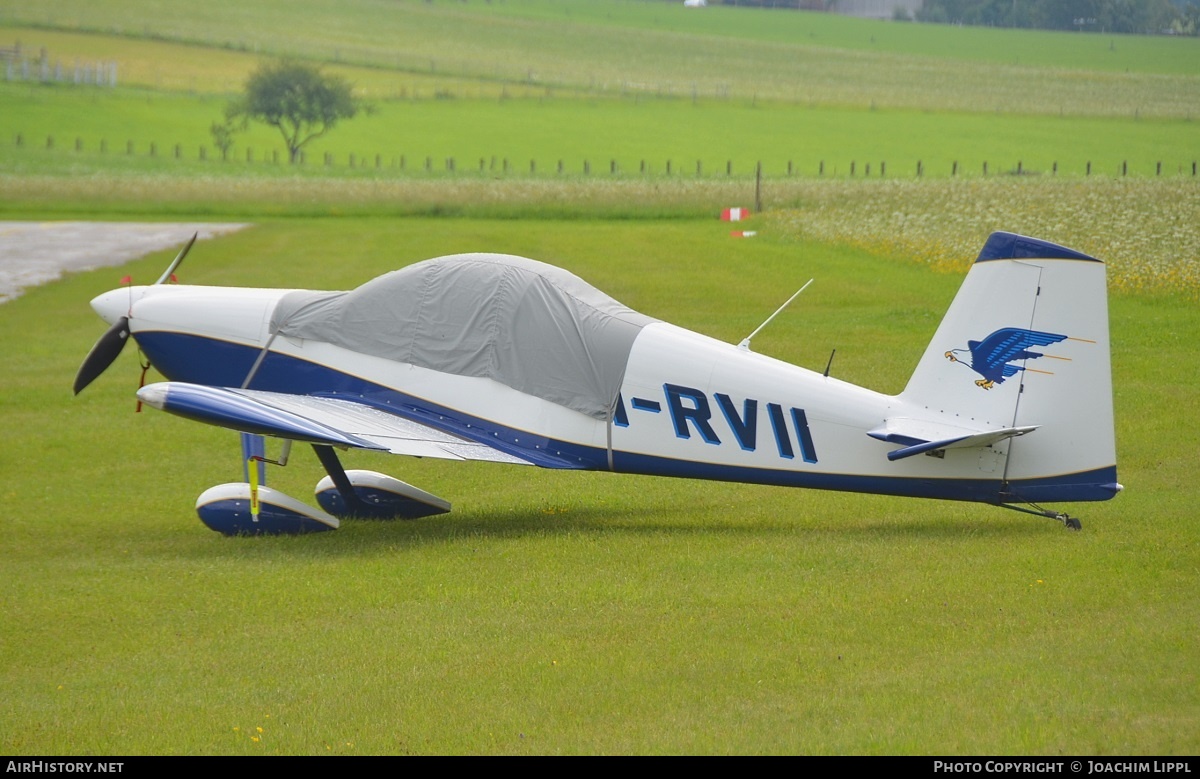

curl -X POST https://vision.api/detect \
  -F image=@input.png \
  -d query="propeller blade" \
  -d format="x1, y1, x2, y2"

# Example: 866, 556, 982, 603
75, 233, 195, 395
73, 315, 131, 395
154, 232, 198, 285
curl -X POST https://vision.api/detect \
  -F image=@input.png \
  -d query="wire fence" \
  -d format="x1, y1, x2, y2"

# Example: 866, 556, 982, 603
9, 132, 1199, 180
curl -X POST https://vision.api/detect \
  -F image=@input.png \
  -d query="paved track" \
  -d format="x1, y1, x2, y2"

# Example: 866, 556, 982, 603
0, 221, 250, 303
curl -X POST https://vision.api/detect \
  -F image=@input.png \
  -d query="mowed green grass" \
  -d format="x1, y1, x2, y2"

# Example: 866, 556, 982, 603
4, 83, 1197, 181
2, 0, 1198, 185
1, 0, 1198, 755
1, 217, 1197, 754
3, 0, 1200, 118
477, 0, 1200, 74
4, 0, 1197, 77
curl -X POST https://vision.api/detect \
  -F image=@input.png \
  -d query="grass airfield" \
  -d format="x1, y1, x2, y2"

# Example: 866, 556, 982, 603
3, 217, 1197, 755
1, 0, 1198, 756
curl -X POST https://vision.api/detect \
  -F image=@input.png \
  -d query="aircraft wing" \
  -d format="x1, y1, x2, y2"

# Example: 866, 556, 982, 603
136, 382, 533, 465
868, 417, 1039, 462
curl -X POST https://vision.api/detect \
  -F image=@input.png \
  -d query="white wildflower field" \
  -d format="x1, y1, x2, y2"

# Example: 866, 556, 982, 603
766, 177, 1200, 299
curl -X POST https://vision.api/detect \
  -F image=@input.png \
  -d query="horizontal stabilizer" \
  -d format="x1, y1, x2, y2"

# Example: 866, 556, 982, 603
868, 418, 1038, 461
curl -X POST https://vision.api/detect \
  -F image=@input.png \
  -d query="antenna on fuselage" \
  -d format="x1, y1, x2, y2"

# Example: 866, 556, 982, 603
737, 279, 813, 352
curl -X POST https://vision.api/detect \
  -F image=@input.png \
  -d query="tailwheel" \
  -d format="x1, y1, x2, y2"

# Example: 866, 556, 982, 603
997, 502, 1082, 531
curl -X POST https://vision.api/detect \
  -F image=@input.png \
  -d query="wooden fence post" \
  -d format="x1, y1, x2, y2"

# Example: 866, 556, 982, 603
754, 161, 762, 213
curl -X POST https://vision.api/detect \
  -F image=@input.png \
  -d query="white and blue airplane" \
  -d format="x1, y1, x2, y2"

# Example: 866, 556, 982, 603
74, 231, 1120, 534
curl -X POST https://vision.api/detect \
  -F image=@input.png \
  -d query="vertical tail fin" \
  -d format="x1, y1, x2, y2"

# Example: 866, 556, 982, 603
901, 233, 1120, 503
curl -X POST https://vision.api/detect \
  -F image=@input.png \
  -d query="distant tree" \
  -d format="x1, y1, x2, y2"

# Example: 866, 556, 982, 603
225, 60, 365, 164
209, 119, 237, 160
917, 0, 1192, 31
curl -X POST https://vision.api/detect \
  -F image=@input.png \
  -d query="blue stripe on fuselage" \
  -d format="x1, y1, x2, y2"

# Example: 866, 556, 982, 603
610, 452, 1120, 504
134, 331, 1119, 504
134, 331, 600, 470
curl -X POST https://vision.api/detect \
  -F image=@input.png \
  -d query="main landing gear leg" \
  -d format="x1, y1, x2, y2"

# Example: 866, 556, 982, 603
312, 445, 453, 520
997, 502, 1082, 531
311, 444, 371, 516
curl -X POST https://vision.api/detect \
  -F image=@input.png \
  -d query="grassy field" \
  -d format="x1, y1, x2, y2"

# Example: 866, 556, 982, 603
4, 0, 1198, 81
2, 0, 1198, 756
4, 82, 1196, 182
4, 174, 1196, 299
2, 0, 1197, 182
1, 216, 1197, 754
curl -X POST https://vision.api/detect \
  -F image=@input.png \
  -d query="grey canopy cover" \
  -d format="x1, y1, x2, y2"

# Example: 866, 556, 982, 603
269, 253, 658, 420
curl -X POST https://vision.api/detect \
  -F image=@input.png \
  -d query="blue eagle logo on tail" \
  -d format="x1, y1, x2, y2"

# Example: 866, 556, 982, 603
945, 327, 1068, 390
